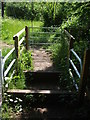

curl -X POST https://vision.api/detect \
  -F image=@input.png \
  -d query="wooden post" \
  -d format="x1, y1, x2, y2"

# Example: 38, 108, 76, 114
13, 36, 19, 75
13, 36, 19, 59
1, 2, 4, 18
69, 37, 74, 50
79, 49, 90, 102
64, 29, 75, 71
25, 26, 29, 50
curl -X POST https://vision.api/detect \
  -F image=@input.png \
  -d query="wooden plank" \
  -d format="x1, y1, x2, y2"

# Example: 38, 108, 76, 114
7, 89, 77, 95
79, 49, 90, 102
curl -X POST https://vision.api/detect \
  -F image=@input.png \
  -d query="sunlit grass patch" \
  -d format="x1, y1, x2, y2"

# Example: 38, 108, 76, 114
2, 17, 43, 44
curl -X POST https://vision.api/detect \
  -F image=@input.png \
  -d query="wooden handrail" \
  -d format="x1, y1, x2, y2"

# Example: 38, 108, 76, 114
13, 28, 25, 39
64, 29, 75, 40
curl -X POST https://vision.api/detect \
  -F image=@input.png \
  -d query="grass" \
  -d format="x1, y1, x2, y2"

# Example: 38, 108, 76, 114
2, 17, 43, 44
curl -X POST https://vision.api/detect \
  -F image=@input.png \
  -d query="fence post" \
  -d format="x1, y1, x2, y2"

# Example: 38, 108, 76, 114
69, 37, 74, 50
1, 2, 4, 18
13, 36, 19, 75
13, 36, 19, 59
25, 26, 29, 50
79, 49, 90, 102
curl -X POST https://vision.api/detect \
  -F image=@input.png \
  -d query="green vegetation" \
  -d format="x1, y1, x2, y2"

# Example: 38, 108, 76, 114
1, 2, 90, 119
2, 48, 15, 76
2, 49, 33, 119
2, 48, 11, 57
6, 49, 33, 89
2, 2, 89, 90
2, 17, 43, 44
5, 2, 42, 21
2, 2, 89, 89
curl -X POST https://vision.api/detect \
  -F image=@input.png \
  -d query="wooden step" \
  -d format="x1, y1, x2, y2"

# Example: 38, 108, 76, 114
24, 71, 61, 84
7, 89, 77, 95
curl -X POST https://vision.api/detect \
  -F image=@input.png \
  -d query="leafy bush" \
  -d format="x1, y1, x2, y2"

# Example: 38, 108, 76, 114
5, 3, 42, 20
48, 29, 71, 89
60, 2, 90, 60
8, 49, 33, 89
19, 50, 33, 71
2, 49, 33, 118
43, 3, 67, 27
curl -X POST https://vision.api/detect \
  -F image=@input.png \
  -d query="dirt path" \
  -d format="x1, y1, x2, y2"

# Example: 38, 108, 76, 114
31, 47, 56, 72
0, 41, 13, 49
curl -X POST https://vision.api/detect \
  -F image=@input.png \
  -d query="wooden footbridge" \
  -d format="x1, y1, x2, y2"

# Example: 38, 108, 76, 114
0, 26, 90, 119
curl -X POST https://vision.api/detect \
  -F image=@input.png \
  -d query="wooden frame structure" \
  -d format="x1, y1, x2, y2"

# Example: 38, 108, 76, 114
0, 27, 90, 111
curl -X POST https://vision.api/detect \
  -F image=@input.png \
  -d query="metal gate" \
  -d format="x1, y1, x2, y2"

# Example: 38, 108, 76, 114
28, 26, 62, 47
